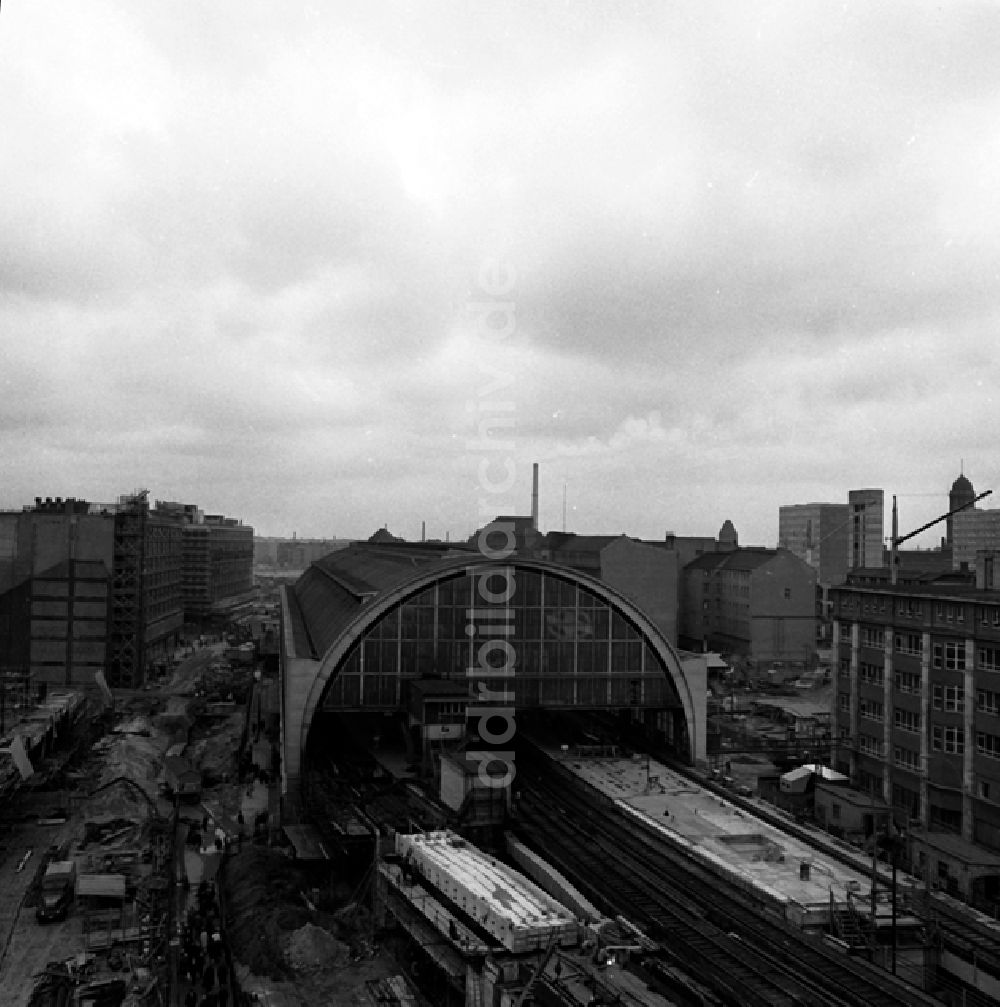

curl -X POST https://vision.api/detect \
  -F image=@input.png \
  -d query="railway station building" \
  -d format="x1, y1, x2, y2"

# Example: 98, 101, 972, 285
278, 535, 709, 821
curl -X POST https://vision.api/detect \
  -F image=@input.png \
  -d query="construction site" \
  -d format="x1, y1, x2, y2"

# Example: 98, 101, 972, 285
0, 633, 437, 1007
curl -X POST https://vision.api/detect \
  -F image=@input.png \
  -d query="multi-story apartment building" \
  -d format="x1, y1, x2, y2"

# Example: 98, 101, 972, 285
830, 554, 1000, 906
679, 548, 817, 669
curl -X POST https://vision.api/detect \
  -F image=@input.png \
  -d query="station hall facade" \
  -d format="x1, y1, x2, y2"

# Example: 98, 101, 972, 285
278, 538, 708, 820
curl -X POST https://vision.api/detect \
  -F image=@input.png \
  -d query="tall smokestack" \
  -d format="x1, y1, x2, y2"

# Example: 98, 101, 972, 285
421, 520, 426, 543
531, 462, 539, 531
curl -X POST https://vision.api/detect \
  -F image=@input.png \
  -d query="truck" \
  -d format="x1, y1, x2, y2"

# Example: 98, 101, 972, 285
36, 859, 76, 923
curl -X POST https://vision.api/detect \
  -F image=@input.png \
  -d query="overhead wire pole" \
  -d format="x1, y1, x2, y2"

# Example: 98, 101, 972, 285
889, 490, 992, 585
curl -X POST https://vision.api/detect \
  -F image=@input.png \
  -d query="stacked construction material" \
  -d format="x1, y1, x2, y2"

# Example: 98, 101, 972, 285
396, 831, 577, 953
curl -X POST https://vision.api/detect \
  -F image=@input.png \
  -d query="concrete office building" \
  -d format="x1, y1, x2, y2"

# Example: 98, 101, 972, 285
953, 508, 1000, 572
0, 494, 184, 690
157, 502, 255, 624
778, 503, 851, 587
848, 489, 885, 570
830, 555, 1000, 908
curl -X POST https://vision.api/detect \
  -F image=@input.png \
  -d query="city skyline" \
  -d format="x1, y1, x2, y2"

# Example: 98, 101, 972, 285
2, 3, 998, 545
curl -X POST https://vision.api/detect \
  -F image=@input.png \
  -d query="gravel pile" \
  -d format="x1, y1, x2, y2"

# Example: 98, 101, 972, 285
283, 923, 349, 972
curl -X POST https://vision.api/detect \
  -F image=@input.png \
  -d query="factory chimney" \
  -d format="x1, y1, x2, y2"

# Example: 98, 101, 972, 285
531, 463, 539, 531
421, 520, 426, 543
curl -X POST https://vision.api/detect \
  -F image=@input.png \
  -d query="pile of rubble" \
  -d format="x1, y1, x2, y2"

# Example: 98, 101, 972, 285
283, 923, 350, 972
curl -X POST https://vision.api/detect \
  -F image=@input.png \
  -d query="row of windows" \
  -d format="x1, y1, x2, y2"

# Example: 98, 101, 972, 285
978, 733, 1000, 759
859, 661, 884, 686
840, 596, 1000, 627
981, 647, 1000, 672
894, 746, 921, 772
932, 725, 964, 754
894, 708, 921, 733
932, 684, 964, 713
848, 693, 996, 721
860, 699, 884, 722
844, 693, 997, 726
895, 632, 922, 656
847, 632, 1000, 674
842, 676, 1000, 714
935, 602, 965, 624
932, 641, 966, 671
895, 670, 921, 694
858, 734, 883, 757
978, 690, 1000, 715
861, 627, 884, 648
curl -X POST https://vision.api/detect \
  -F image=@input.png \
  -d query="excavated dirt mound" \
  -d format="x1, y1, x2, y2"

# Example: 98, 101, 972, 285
282, 923, 350, 972
189, 713, 245, 785
222, 846, 344, 979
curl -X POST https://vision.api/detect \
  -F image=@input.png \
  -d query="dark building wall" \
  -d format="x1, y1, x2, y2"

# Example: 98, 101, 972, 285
143, 512, 184, 655
0, 578, 32, 680
748, 551, 818, 666
30, 562, 110, 688
600, 538, 679, 646
778, 503, 850, 586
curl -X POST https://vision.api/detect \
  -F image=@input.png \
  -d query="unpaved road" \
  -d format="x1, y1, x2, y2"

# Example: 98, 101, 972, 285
0, 819, 81, 1007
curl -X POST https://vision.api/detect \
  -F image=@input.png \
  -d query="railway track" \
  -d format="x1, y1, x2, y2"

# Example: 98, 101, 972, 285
632, 730, 1000, 994
513, 745, 941, 1007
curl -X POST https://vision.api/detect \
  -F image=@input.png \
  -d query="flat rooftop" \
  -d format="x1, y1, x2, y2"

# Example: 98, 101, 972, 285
396, 831, 577, 951
552, 751, 882, 926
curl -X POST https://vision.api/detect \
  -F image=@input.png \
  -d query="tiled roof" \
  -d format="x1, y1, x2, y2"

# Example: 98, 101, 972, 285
290, 543, 477, 659
542, 533, 624, 553
312, 541, 471, 596
684, 548, 779, 573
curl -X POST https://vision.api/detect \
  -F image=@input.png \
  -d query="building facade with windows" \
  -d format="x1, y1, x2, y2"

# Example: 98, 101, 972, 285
830, 557, 1000, 906
280, 539, 709, 819
952, 507, 1000, 572
847, 488, 884, 570
778, 502, 851, 587
679, 548, 817, 669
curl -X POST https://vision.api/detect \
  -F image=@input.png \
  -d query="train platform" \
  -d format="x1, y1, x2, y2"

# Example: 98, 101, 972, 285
546, 747, 893, 928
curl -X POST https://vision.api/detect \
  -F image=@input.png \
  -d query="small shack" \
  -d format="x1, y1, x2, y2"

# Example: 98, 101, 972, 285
163, 756, 201, 800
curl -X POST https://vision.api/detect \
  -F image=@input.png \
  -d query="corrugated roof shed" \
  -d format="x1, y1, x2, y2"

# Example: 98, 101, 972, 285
77, 873, 127, 898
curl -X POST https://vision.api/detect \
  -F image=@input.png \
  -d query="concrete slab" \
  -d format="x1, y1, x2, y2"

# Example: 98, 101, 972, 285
552, 751, 880, 927
396, 831, 578, 952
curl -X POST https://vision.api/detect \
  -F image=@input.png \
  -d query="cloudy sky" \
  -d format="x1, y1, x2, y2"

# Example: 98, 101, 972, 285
2, 2, 998, 546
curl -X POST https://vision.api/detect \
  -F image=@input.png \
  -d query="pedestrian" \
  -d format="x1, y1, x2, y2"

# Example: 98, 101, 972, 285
200, 928, 209, 953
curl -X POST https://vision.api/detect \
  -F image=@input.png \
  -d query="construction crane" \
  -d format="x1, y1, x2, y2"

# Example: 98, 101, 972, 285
889, 489, 992, 584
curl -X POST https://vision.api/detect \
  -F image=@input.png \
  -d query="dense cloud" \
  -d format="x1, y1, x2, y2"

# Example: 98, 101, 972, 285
2, 2, 999, 544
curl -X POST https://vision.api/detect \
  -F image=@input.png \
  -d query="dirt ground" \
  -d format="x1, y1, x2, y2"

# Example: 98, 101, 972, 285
222, 845, 409, 1006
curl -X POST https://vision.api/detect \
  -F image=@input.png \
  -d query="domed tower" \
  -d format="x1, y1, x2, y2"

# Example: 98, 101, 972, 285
947, 471, 975, 545
718, 519, 738, 551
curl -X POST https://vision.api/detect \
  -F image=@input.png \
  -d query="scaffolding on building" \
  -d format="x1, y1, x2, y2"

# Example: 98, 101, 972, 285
108, 490, 148, 689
